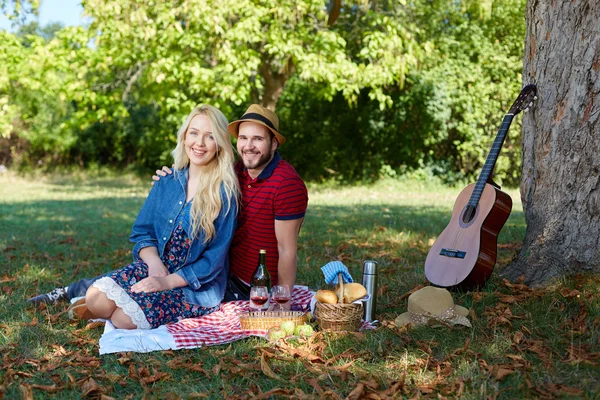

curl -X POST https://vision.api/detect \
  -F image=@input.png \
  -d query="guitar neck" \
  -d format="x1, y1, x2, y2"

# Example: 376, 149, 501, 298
468, 114, 515, 207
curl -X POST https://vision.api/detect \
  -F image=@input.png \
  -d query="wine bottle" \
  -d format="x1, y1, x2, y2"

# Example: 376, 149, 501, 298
250, 249, 271, 291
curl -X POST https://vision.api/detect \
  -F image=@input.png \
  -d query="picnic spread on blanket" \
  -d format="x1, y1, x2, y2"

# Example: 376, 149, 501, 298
97, 260, 377, 354
97, 260, 470, 354
99, 286, 373, 354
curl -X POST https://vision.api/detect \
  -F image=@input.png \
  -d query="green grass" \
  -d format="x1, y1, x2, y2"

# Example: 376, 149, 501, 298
1, 172, 598, 399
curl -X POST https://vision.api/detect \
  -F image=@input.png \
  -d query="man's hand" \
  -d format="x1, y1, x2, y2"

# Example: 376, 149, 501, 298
131, 276, 170, 294
151, 166, 174, 185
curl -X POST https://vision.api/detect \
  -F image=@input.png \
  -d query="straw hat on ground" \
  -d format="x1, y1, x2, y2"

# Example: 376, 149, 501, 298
227, 104, 286, 145
395, 286, 471, 328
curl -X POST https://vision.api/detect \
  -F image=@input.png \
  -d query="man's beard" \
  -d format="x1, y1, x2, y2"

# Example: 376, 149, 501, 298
242, 148, 273, 170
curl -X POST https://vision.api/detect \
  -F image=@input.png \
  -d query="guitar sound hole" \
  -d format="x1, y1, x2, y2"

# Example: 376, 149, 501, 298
462, 205, 477, 224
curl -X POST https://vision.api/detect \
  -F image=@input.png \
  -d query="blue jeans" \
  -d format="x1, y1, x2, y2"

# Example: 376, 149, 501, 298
222, 275, 250, 302
66, 273, 111, 300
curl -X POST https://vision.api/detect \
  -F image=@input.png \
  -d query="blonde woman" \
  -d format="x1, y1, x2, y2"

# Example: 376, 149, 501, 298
85, 105, 239, 329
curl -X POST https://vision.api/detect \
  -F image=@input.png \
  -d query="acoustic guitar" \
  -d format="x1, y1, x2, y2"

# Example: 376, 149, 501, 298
424, 84, 537, 289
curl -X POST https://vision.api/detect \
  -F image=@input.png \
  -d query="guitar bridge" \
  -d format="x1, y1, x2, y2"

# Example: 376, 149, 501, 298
440, 248, 466, 259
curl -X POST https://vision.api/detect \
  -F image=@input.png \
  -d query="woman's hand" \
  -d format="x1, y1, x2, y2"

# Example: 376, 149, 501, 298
147, 261, 169, 278
139, 247, 168, 277
131, 276, 170, 294
131, 273, 187, 293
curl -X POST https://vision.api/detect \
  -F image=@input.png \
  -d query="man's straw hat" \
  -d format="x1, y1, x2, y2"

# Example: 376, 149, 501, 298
395, 286, 471, 327
227, 104, 286, 145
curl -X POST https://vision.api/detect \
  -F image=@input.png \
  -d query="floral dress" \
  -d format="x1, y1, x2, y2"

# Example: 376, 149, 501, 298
91, 201, 219, 329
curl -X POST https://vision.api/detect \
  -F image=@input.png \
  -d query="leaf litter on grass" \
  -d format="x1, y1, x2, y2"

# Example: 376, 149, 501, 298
4, 175, 600, 398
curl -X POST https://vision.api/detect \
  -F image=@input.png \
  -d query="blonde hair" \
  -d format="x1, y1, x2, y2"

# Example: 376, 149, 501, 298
171, 104, 239, 242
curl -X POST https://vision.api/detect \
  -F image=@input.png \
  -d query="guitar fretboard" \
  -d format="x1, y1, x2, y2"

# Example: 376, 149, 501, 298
467, 114, 514, 207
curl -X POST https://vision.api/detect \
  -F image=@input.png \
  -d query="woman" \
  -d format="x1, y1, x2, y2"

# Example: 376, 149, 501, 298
85, 105, 239, 329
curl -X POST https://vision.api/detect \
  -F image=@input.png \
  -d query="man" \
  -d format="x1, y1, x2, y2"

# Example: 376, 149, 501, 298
27, 104, 308, 310
223, 104, 308, 301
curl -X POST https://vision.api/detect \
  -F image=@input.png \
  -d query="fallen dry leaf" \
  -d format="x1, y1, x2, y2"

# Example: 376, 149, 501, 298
378, 376, 405, 397
117, 356, 133, 365
492, 367, 514, 381
141, 372, 169, 384
19, 383, 33, 400
346, 383, 365, 400
501, 278, 531, 292
31, 384, 65, 393
188, 393, 209, 399
276, 342, 325, 363
513, 331, 524, 344
260, 353, 281, 380
563, 344, 600, 366
329, 360, 355, 372
137, 366, 150, 378
128, 364, 138, 379
84, 321, 105, 330
305, 378, 325, 396
559, 288, 581, 299
556, 385, 584, 396
360, 379, 379, 390
505, 354, 527, 363
301, 360, 322, 374
417, 384, 435, 394
80, 377, 102, 398
250, 388, 291, 399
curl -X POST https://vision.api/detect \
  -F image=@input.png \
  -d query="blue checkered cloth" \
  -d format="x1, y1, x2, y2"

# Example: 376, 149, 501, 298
321, 261, 354, 285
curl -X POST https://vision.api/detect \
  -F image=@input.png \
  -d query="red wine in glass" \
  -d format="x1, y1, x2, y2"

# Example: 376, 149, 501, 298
250, 286, 269, 310
251, 296, 269, 306
273, 296, 290, 304
271, 285, 291, 309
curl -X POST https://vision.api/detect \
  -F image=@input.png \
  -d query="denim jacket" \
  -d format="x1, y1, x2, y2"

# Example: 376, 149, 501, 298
129, 168, 237, 308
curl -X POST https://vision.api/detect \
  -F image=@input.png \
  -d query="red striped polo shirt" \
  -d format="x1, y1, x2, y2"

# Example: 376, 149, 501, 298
229, 152, 308, 285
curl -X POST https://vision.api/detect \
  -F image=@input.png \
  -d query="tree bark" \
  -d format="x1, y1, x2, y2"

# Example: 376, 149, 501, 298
258, 57, 295, 111
502, 0, 600, 285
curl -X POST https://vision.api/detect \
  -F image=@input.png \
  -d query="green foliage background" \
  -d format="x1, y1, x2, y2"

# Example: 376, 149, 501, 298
1, 0, 526, 185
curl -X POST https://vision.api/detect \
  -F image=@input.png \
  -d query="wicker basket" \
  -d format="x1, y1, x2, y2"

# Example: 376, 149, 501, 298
314, 302, 363, 332
239, 310, 308, 330
314, 273, 364, 332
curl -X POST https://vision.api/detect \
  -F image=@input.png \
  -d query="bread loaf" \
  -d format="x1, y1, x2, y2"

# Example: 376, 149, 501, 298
315, 289, 338, 304
342, 283, 368, 303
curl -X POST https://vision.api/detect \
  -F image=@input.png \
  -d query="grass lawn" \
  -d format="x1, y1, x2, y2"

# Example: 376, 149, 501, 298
0, 171, 598, 399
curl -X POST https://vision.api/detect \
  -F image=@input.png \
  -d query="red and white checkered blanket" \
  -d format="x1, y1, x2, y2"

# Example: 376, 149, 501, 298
168, 287, 314, 349
99, 287, 376, 354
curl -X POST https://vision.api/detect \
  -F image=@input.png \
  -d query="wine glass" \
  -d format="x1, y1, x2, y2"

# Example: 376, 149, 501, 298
249, 286, 269, 311
271, 284, 291, 311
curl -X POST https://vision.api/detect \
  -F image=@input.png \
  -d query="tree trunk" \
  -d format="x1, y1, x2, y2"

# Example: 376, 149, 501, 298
258, 57, 295, 111
502, 0, 600, 285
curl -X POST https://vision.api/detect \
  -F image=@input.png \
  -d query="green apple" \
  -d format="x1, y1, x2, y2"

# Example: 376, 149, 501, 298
280, 320, 296, 336
294, 324, 314, 337
267, 327, 287, 341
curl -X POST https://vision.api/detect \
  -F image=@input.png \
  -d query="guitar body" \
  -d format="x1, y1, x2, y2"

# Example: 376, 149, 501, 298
424, 183, 512, 289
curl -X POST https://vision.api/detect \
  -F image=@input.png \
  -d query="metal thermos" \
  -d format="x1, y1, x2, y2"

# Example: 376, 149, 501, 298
361, 260, 378, 322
